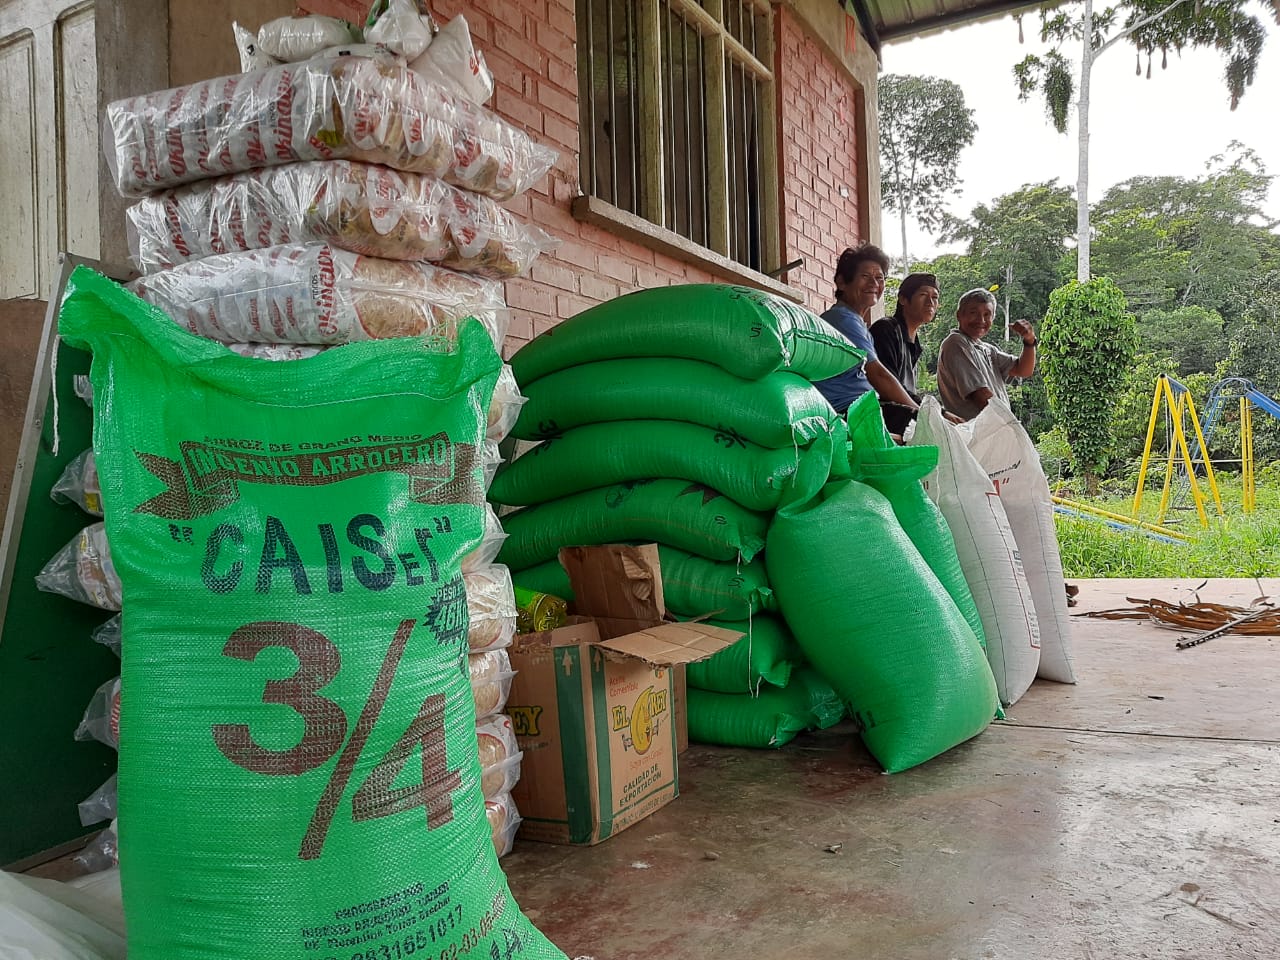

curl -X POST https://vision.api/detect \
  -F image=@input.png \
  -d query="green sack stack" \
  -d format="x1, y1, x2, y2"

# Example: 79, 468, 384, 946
497, 284, 865, 751
59, 269, 565, 960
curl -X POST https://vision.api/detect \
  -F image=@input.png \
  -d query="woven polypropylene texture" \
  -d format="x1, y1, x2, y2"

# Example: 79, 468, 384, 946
844, 393, 987, 648
512, 358, 838, 448
685, 614, 798, 694
508, 284, 863, 384
489, 420, 806, 512
687, 667, 843, 749
766, 475, 998, 774
59, 268, 565, 960
510, 545, 776, 620
497, 479, 769, 569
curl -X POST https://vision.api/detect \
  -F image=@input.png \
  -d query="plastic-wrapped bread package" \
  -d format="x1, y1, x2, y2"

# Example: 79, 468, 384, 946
36, 523, 122, 611
487, 365, 526, 441
485, 793, 521, 858
408, 14, 493, 106
225, 342, 326, 361
465, 563, 517, 653
127, 160, 556, 278
463, 503, 508, 573
104, 56, 556, 200
51, 448, 104, 516
475, 714, 523, 799
128, 243, 506, 347
256, 15, 358, 62
233, 22, 280, 72
75, 676, 122, 750
468, 648, 515, 719
364, 0, 436, 59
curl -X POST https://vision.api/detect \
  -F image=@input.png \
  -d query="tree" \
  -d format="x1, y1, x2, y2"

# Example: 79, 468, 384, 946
941, 180, 1076, 336
1012, 0, 1270, 281
1039, 278, 1138, 491
1135, 305, 1227, 374
1091, 145, 1279, 321
878, 75, 977, 275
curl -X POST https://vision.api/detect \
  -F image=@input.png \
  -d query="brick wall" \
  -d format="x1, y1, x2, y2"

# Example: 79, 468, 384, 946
775, 7, 864, 312
298, 1, 871, 354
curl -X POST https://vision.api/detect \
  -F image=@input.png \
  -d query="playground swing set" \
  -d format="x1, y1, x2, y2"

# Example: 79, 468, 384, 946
1052, 375, 1280, 543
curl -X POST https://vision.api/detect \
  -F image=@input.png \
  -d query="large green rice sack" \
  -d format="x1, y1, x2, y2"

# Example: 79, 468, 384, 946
684, 615, 798, 694
497, 479, 768, 569
513, 358, 838, 448
489, 421, 808, 511
844, 393, 986, 648
510, 545, 776, 620
687, 668, 844, 749
59, 268, 564, 960
765, 442, 998, 773
509, 284, 863, 383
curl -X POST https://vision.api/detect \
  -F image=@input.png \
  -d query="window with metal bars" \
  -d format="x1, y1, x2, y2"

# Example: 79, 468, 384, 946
576, 0, 777, 274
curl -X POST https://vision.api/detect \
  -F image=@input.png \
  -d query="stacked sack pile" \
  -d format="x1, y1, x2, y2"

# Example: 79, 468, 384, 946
492, 285, 999, 766
41, 2, 558, 866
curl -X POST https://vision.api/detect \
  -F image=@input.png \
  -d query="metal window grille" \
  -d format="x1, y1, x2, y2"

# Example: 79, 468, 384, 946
577, 0, 776, 273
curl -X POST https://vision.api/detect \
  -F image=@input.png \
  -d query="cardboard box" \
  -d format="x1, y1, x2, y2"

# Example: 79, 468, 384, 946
507, 545, 737, 845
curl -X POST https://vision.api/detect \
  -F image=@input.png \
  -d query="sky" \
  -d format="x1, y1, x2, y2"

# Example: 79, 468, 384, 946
879, 5, 1280, 261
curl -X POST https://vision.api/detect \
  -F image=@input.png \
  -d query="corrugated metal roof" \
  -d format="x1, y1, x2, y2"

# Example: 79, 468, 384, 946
851, 0, 1047, 45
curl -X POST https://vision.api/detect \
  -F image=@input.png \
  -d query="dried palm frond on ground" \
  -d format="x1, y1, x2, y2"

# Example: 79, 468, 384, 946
1078, 595, 1280, 637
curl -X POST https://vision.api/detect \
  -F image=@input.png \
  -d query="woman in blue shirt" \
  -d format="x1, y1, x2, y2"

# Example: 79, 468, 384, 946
813, 245, 921, 418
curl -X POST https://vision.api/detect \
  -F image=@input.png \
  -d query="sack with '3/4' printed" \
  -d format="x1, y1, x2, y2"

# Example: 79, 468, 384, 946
58, 267, 565, 960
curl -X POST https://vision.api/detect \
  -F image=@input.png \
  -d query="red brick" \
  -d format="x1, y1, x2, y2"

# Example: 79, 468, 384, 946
556, 293, 593, 319
635, 264, 676, 289
492, 23, 544, 72
535, 20, 576, 63
506, 281, 555, 315
597, 254, 637, 285
652, 251, 690, 278
506, 310, 535, 342
543, 113, 580, 154
495, 86, 543, 136
579, 274, 619, 303
536, 80, 577, 122
547, 57, 577, 93
530, 259, 577, 292
554, 239, 598, 272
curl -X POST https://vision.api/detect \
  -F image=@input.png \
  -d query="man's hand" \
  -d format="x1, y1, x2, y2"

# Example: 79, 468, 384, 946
943, 411, 966, 425
1011, 319, 1035, 344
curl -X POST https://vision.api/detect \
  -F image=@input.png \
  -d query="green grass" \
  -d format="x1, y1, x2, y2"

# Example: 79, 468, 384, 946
1054, 479, 1280, 578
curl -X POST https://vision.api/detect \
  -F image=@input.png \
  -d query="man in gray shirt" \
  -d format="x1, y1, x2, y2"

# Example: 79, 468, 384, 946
936, 288, 1038, 421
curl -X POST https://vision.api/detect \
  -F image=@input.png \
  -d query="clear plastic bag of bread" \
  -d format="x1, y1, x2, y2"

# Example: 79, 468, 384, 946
128, 242, 506, 348
79, 774, 119, 827
126, 160, 556, 278
364, 0, 436, 59
487, 365, 527, 442
75, 675, 122, 749
226, 342, 326, 361
475, 714, 523, 800
51, 448, 104, 516
36, 523, 122, 611
104, 55, 556, 201
480, 439, 503, 492
256, 15, 359, 63
73, 819, 120, 873
485, 792, 521, 858
465, 563, 517, 653
233, 21, 281, 72
462, 504, 507, 573
408, 14, 494, 106
93, 614, 122, 658
469, 648, 515, 720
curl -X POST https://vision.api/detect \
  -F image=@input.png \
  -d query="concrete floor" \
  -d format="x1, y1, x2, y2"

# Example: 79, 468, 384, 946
503, 578, 1280, 960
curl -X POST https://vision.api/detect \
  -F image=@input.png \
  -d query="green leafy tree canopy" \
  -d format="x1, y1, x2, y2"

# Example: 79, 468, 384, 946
878, 74, 978, 273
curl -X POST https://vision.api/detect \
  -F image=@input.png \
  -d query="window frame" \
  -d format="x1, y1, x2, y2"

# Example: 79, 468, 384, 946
575, 0, 782, 280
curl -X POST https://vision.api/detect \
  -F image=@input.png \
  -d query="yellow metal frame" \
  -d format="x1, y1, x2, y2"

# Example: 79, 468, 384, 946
1131, 375, 1223, 527
1241, 397, 1256, 513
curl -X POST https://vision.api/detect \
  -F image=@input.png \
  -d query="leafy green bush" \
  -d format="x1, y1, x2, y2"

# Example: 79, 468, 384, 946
1040, 278, 1138, 491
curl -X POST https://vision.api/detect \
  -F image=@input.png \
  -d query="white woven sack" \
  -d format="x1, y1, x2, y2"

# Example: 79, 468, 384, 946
967, 399, 1076, 684
910, 398, 1041, 704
